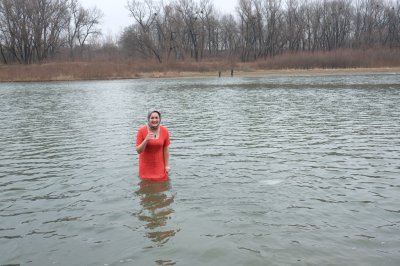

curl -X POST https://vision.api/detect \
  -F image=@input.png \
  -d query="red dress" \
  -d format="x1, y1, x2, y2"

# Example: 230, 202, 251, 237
136, 125, 170, 181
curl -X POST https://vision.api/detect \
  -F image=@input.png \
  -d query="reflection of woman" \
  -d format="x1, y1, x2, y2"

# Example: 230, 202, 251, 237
136, 180, 176, 244
136, 110, 170, 181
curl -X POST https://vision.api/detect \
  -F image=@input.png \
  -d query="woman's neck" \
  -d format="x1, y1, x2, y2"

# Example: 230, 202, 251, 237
148, 124, 159, 131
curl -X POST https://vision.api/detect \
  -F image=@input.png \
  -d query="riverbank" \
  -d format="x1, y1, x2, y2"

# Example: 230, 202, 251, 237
154, 67, 400, 79
1, 61, 400, 82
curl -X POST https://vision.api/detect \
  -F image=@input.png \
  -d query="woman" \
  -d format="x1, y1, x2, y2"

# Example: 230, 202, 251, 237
136, 110, 170, 181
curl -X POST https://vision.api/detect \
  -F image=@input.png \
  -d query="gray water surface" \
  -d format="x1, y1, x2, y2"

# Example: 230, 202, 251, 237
1, 75, 400, 265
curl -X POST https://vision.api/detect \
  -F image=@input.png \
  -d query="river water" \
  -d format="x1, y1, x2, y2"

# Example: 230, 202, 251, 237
0, 74, 399, 266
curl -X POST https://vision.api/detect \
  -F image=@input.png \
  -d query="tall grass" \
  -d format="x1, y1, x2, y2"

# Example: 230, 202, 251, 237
0, 62, 140, 82
252, 48, 400, 69
0, 59, 233, 81
1, 48, 399, 81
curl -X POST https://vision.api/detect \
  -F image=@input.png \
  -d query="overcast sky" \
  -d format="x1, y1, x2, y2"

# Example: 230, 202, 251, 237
80, 0, 237, 37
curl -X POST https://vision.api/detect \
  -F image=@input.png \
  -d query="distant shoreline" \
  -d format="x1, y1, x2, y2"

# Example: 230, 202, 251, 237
1, 64, 399, 82
147, 67, 400, 79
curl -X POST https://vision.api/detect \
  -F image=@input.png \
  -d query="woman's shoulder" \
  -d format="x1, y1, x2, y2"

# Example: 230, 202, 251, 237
138, 125, 148, 133
160, 125, 169, 132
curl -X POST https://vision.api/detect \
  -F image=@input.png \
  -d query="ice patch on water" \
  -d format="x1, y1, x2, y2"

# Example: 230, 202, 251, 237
259, 179, 284, 185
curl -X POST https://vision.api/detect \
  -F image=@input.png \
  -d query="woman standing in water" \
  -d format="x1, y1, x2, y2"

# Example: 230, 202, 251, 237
136, 110, 170, 181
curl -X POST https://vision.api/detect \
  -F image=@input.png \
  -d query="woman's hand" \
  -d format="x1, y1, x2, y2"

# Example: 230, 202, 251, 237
136, 132, 155, 154
165, 165, 170, 173
145, 132, 156, 141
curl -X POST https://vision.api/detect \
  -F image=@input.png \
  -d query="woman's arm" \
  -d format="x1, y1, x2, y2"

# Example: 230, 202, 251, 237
136, 132, 155, 154
164, 146, 170, 172
136, 139, 148, 154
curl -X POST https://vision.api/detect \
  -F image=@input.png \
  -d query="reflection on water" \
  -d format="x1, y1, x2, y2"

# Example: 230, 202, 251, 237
135, 180, 177, 246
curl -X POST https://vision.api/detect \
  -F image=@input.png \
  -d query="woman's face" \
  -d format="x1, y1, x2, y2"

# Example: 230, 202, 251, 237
149, 112, 160, 128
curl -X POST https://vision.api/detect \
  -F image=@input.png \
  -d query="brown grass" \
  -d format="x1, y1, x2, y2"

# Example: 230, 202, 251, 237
251, 48, 400, 69
1, 48, 400, 82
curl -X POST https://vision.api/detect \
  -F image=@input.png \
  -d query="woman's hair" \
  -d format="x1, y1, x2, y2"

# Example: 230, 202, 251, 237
147, 110, 161, 121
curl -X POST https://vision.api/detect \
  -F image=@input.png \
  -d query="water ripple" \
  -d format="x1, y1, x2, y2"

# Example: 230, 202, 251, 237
1, 77, 400, 265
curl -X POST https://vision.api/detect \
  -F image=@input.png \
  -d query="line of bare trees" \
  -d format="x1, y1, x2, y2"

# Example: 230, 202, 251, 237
0, 0, 102, 64
121, 0, 400, 63
1, 0, 400, 65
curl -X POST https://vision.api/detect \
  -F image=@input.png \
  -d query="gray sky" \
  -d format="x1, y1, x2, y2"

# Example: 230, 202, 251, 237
80, 0, 237, 36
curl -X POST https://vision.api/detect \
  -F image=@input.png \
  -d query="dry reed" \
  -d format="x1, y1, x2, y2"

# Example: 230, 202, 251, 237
1, 48, 399, 82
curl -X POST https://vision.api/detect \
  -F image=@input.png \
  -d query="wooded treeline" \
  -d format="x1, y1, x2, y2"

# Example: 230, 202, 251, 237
122, 0, 400, 63
0, 0, 102, 64
1, 0, 400, 65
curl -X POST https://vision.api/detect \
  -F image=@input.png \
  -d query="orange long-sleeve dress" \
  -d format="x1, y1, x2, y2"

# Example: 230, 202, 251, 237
136, 125, 170, 181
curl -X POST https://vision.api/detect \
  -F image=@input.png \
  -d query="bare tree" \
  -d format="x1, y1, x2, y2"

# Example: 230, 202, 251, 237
0, 0, 70, 63
0, 0, 34, 63
32, 0, 70, 61
283, 0, 306, 52
264, 0, 284, 56
237, 0, 256, 61
384, 1, 400, 48
219, 14, 240, 56
173, 0, 202, 60
353, 0, 386, 48
126, 0, 164, 62
66, 0, 103, 60
317, 0, 351, 50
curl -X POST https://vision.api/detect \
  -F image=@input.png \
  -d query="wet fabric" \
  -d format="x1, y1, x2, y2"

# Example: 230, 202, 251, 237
136, 125, 170, 181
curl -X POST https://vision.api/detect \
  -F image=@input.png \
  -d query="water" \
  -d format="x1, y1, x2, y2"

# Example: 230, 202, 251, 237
0, 74, 399, 266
